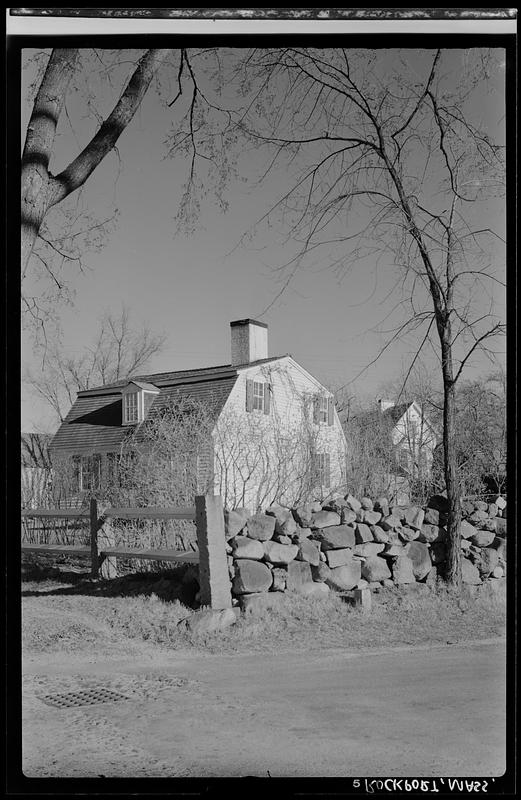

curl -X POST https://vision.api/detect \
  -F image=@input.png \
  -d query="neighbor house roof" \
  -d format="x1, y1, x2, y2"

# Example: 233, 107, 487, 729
50, 356, 286, 456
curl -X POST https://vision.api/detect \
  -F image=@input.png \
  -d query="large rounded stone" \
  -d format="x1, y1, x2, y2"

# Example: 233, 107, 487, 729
398, 526, 420, 543
344, 494, 362, 513
293, 504, 314, 527
460, 519, 478, 539
230, 535, 265, 560
361, 556, 391, 582
246, 514, 276, 541
355, 523, 374, 544
266, 504, 292, 526
310, 510, 342, 529
380, 514, 402, 531
392, 555, 416, 584
487, 503, 498, 518
470, 529, 496, 548
462, 558, 482, 585
232, 559, 273, 594
353, 542, 385, 558
374, 497, 390, 517
340, 508, 357, 525
224, 508, 250, 539
361, 509, 382, 525
325, 561, 362, 591
296, 538, 321, 566
478, 547, 499, 577
286, 560, 313, 589
325, 547, 354, 568
404, 541, 432, 580
418, 524, 446, 544
316, 525, 356, 550
361, 496, 374, 510
403, 506, 425, 531
263, 541, 298, 565
478, 517, 497, 533
423, 507, 440, 526
311, 562, 331, 582
371, 525, 390, 544
495, 517, 507, 537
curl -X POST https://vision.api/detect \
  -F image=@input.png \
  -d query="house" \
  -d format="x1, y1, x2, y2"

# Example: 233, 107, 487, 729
50, 319, 348, 511
21, 432, 53, 507
377, 399, 438, 479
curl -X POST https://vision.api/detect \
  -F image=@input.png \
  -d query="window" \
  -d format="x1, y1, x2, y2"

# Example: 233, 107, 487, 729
313, 395, 334, 425
79, 454, 101, 491
311, 452, 331, 488
246, 379, 271, 414
124, 391, 139, 423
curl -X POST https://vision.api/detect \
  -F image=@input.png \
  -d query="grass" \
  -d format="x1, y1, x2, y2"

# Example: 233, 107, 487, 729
21, 559, 506, 658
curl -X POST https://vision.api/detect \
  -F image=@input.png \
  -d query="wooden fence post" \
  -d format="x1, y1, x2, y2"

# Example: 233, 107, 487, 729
195, 494, 232, 609
90, 498, 99, 578
99, 516, 117, 580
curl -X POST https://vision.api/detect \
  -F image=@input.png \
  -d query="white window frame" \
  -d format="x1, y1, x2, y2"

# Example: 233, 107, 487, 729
253, 380, 264, 412
79, 454, 101, 491
318, 396, 328, 423
124, 391, 139, 424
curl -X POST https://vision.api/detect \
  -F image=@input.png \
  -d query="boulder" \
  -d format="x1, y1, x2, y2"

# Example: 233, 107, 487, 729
296, 581, 330, 598
478, 547, 499, 577
344, 494, 362, 513
266, 504, 292, 527
230, 535, 265, 560
224, 508, 250, 539
273, 533, 292, 545
232, 559, 273, 594
316, 525, 356, 550
423, 507, 440, 526
360, 496, 374, 510
470, 530, 496, 548
493, 495, 507, 511
292, 525, 312, 543
430, 542, 447, 564
390, 506, 406, 521
398, 526, 420, 543
180, 608, 238, 634
355, 523, 374, 544
487, 503, 498, 518
460, 538, 471, 551
286, 560, 313, 589
361, 509, 382, 525
311, 562, 331, 583
404, 541, 432, 580
474, 500, 489, 512
340, 508, 357, 526
371, 525, 390, 544
418, 524, 445, 544
478, 518, 497, 533
270, 567, 287, 592
468, 510, 488, 526
374, 497, 390, 517
392, 555, 416, 584
495, 518, 506, 537
240, 592, 286, 614
296, 538, 321, 566
323, 497, 349, 513
462, 558, 482, 585
403, 506, 425, 531
325, 547, 354, 568
460, 519, 477, 539
278, 516, 298, 537
361, 556, 391, 582
325, 561, 362, 591
310, 510, 341, 529
427, 494, 449, 513
263, 541, 299, 565
382, 543, 405, 558
380, 514, 402, 531
491, 565, 504, 579
246, 514, 276, 541
353, 542, 385, 558
293, 504, 314, 527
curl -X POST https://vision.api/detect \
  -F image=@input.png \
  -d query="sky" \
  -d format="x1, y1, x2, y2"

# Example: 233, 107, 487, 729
20, 44, 507, 433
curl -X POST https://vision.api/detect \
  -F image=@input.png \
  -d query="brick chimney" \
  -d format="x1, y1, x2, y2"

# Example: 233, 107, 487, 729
230, 319, 268, 366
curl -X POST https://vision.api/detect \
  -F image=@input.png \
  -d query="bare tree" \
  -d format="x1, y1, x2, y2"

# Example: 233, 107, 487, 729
205, 47, 506, 589
24, 306, 166, 425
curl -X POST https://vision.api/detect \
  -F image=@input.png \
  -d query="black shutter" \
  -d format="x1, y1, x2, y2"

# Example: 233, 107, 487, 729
327, 397, 334, 426
245, 379, 254, 412
263, 383, 271, 415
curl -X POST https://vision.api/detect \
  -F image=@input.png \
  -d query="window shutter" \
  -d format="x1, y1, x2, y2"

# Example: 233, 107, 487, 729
263, 383, 271, 415
246, 379, 254, 412
313, 397, 320, 424
327, 396, 334, 426
325, 453, 331, 487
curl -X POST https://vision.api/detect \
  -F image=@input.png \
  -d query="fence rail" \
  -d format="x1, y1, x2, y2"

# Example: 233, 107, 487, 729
21, 495, 232, 609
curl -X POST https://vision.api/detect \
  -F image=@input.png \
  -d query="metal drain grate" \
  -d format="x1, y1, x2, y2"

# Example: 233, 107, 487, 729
38, 687, 130, 709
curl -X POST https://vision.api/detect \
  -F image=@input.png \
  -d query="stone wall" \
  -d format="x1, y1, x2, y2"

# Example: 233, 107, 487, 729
223, 493, 507, 612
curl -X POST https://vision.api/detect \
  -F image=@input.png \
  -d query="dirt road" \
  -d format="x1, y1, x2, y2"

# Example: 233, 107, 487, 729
22, 639, 505, 778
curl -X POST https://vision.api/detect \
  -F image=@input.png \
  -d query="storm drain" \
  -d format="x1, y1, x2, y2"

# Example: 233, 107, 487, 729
38, 687, 130, 709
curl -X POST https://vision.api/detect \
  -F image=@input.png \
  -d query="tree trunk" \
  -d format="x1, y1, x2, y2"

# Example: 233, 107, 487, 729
440, 338, 462, 590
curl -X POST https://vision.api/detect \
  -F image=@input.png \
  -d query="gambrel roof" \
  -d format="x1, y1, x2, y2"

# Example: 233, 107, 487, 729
50, 356, 286, 456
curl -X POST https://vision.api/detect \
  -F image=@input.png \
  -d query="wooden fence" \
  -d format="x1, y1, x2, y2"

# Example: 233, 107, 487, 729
21, 495, 232, 609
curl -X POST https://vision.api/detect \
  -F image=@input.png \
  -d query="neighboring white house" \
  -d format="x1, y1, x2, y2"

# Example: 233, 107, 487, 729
377, 399, 438, 479
50, 319, 348, 511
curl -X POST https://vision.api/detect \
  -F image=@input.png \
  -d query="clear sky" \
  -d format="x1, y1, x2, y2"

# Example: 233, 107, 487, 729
21, 46, 506, 432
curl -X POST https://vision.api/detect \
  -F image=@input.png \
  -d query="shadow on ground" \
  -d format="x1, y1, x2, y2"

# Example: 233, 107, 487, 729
21, 562, 199, 607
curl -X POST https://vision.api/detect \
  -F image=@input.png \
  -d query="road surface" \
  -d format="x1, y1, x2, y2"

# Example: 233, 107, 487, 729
22, 639, 505, 778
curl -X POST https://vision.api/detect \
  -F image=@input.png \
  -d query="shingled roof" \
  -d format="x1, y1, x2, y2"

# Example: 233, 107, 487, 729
50, 357, 284, 456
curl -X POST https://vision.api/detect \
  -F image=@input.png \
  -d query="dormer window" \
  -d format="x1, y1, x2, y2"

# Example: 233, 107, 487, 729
122, 381, 159, 425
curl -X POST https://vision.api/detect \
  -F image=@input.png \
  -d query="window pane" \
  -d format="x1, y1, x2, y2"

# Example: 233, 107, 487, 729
253, 381, 264, 411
